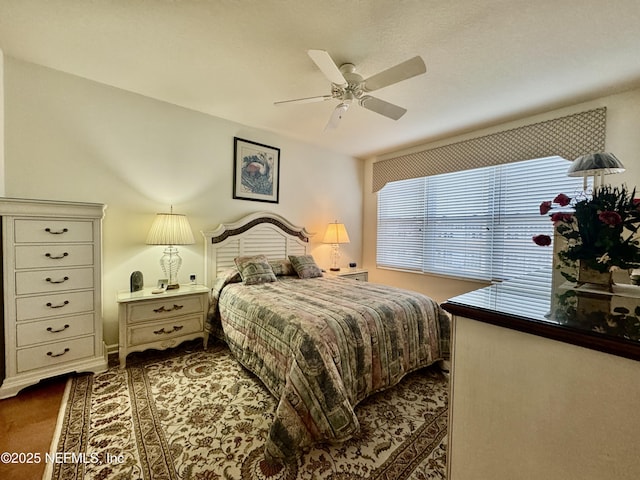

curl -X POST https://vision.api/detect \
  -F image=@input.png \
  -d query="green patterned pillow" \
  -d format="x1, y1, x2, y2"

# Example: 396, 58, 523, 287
288, 255, 323, 279
234, 255, 277, 285
269, 259, 296, 276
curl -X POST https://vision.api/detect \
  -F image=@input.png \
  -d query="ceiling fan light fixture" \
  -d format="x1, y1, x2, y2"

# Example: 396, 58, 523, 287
325, 102, 351, 130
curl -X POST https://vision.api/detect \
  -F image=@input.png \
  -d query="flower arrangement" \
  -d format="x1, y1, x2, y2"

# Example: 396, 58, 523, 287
533, 185, 640, 277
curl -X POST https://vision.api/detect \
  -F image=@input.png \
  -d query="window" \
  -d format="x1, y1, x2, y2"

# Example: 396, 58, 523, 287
377, 156, 586, 282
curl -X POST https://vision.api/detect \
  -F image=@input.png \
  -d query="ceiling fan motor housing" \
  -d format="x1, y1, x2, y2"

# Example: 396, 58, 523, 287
336, 63, 364, 103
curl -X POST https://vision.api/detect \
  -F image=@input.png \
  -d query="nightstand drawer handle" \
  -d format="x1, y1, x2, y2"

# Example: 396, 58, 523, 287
153, 325, 184, 335
46, 300, 70, 309
47, 348, 70, 357
47, 324, 70, 333
45, 252, 69, 260
153, 304, 184, 314
45, 227, 69, 235
46, 276, 69, 284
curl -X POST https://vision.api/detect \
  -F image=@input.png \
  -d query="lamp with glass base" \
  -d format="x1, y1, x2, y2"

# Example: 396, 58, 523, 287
145, 207, 195, 289
567, 152, 625, 191
322, 221, 350, 271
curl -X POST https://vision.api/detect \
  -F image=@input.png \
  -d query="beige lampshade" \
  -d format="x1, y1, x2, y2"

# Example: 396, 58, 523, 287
146, 212, 195, 246
322, 222, 350, 244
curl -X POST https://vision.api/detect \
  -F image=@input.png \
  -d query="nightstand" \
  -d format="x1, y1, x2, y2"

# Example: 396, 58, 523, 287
117, 284, 209, 368
325, 268, 368, 281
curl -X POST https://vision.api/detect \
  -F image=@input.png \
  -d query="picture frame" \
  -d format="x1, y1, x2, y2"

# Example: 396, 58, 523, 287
152, 278, 169, 294
233, 137, 280, 203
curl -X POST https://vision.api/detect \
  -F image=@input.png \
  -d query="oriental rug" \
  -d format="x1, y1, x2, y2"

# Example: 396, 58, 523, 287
45, 342, 448, 480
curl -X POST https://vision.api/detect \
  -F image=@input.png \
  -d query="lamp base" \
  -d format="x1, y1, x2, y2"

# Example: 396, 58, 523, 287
166, 283, 180, 290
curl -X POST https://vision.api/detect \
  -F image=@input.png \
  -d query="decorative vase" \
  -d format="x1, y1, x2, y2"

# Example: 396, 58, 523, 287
577, 261, 613, 291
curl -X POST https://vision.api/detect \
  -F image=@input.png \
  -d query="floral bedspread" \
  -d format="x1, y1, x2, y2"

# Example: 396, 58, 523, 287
207, 271, 450, 461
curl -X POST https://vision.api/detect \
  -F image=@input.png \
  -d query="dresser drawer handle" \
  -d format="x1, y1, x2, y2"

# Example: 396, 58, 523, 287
45, 227, 69, 235
153, 325, 184, 335
46, 300, 70, 309
153, 304, 184, 314
47, 324, 70, 333
46, 276, 69, 284
45, 252, 69, 260
47, 348, 70, 358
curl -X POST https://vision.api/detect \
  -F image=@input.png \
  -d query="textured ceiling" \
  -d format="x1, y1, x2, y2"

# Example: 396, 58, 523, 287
1, 0, 640, 158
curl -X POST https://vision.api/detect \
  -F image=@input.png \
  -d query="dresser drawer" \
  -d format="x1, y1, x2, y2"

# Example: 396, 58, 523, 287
126, 295, 206, 323
16, 313, 95, 347
14, 219, 94, 243
15, 267, 94, 295
16, 290, 94, 321
127, 314, 203, 347
15, 244, 94, 269
16, 336, 95, 373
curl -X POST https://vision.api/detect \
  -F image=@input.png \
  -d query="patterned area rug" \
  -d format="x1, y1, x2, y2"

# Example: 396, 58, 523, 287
45, 342, 448, 480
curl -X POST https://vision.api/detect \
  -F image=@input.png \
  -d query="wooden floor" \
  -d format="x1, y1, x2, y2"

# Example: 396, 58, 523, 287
0, 375, 68, 480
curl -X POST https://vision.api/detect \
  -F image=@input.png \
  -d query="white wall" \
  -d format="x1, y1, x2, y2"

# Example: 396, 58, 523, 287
3, 57, 363, 347
0, 48, 4, 195
363, 88, 640, 303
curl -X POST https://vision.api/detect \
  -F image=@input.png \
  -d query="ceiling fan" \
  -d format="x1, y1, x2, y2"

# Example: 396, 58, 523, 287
275, 50, 427, 130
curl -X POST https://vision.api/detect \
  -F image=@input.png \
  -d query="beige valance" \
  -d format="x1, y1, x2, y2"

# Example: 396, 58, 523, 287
372, 107, 606, 192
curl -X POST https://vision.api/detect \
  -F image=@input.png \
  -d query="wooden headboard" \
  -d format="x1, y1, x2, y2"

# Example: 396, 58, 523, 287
201, 211, 312, 287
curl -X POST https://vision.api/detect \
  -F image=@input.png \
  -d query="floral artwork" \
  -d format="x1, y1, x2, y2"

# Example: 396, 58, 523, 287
233, 137, 280, 203
533, 185, 640, 277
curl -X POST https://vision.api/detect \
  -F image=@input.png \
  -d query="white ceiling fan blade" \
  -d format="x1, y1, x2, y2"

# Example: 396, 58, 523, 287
363, 56, 426, 92
307, 49, 347, 86
274, 95, 333, 105
360, 96, 407, 120
325, 102, 351, 130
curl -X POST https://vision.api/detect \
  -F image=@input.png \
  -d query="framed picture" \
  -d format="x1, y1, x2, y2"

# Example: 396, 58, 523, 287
233, 137, 280, 203
151, 278, 168, 294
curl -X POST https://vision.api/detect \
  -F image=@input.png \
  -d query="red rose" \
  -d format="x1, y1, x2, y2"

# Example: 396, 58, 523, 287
553, 193, 571, 207
550, 212, 573, 224
598, 211, 622, 226
539, 201, 552, 215
532, 234, 552, 246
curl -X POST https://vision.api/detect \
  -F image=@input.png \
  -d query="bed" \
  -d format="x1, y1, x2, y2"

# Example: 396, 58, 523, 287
203, 212, 450, 462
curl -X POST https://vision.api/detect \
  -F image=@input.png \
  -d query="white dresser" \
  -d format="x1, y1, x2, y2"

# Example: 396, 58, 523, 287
0, 198, 108, 398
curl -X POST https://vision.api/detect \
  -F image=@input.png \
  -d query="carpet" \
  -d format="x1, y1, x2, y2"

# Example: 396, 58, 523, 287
45, 342, 448, 480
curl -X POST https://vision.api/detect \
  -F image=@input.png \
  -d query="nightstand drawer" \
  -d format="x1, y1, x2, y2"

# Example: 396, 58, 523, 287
14, 219, 94, 243
15, 267, 94, 295
16, 336, 95, 373
342, 272, 368, 281
127, 314, 204, 347
126, 295, 206, 323
16, 290, 94, 321
15, 244, 94, 269
16, 314, 95, 347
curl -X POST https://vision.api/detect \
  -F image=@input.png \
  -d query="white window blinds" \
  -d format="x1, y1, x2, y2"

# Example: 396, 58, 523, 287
377, 156, 587, 282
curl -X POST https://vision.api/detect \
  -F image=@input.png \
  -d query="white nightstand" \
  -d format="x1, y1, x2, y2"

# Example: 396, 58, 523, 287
117, 284, 209, 368
325, 268, 368, 281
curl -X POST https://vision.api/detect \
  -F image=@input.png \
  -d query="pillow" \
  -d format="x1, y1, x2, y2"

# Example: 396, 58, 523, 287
234, 255, 277, 285
288, 255, 323, 279
269, 259, 296, 277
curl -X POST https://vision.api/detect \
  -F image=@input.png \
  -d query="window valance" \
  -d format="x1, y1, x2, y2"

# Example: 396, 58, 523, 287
372, 107, 606, 192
